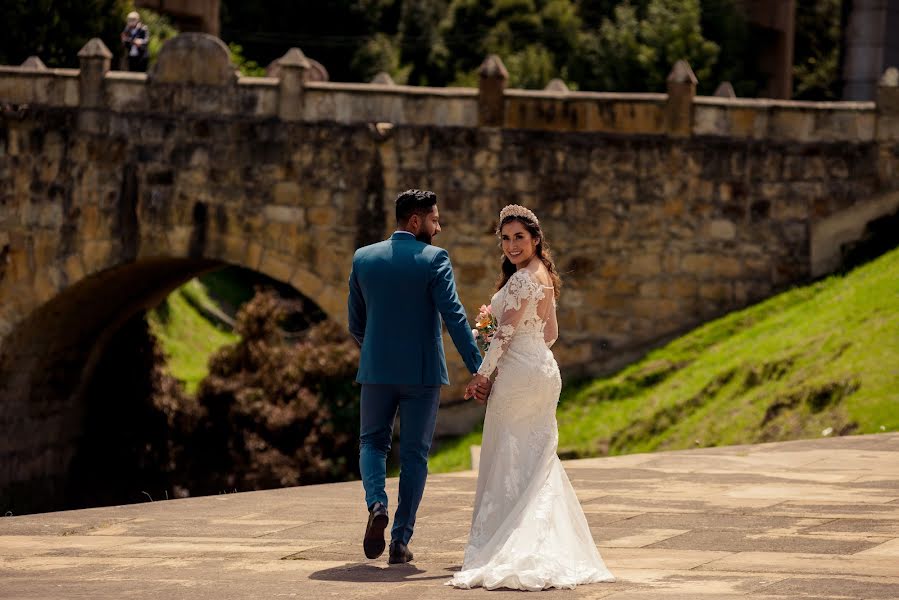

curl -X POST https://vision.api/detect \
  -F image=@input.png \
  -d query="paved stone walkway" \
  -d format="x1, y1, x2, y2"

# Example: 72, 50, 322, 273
1, 433, 898, 599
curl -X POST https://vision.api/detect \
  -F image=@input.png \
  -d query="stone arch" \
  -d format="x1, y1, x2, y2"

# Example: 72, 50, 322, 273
810, 190, 899, 277
0, 219, 345, 512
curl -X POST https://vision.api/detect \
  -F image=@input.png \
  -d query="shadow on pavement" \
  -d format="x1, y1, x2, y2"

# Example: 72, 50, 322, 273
309, 562, 449, 583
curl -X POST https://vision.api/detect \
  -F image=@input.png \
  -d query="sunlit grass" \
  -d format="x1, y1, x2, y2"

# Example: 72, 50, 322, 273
147, 280, 239, 394
430, 247, 899, 473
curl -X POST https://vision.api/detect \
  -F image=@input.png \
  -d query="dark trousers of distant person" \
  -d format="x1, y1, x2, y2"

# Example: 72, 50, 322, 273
128, 55, 148, 72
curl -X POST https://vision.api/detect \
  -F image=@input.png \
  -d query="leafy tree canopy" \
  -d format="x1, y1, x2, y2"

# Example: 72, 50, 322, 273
0, 0, 846, 99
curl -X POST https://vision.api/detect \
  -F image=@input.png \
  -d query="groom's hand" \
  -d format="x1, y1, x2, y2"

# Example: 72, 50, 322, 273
470, 374, 491, 405
463, 377, 477, 400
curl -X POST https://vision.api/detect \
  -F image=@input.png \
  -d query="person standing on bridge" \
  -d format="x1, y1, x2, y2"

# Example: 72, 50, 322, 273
120, 11, 149, 72
347, 189, 490, 564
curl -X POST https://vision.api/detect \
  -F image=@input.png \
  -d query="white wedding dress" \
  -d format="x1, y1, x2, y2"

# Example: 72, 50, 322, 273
448, 266, 615, 591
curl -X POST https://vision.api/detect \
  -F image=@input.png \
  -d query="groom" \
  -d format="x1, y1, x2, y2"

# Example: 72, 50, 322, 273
348, 189, 488, 564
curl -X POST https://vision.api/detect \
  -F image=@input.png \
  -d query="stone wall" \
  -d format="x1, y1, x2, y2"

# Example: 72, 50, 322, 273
1, 34, 898, 505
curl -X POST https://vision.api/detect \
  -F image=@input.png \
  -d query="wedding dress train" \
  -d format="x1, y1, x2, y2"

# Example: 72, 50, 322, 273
448, 267, 615, 591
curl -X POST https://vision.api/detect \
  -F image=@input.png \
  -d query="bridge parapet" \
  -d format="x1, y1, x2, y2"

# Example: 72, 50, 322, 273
0, 33, 895, 143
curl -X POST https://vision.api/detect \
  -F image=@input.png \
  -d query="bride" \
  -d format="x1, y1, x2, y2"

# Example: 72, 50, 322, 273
448, 204, 615, 591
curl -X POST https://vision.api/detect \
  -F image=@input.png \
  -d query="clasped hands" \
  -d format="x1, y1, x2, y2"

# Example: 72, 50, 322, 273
464, 374, 492, 405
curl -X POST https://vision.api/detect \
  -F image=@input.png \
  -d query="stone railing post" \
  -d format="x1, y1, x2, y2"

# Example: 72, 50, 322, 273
714, 81, 736, 98
278, 48, 309, 122
666, 60, 697, 137
21, 56, 48, 70
77, 38, 111, 109
478, 54, 508, 127
875, 67, 899, 185
545, 78, 569, 93
876, 67, 899, 141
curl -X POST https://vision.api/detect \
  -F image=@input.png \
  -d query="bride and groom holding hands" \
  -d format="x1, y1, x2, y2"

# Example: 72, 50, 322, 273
347, 189, 615, 591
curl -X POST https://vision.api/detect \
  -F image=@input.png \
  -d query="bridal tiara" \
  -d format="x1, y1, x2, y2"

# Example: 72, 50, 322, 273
499, 204, 539, 226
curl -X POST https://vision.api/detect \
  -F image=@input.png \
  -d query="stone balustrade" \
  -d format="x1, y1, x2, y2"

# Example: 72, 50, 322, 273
1, 35, 895, 142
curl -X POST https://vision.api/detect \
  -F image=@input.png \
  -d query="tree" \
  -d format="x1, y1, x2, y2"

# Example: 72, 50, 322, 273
638, 0, 719, 90
351, 32, 410, 82
193, 290, 361, 492
397, 0, 449, 85
698, 0, 758, 97
0, 0, 129, 68
570, 0, 719, 92
220, 0, 392, 82
793, 0, 843, 100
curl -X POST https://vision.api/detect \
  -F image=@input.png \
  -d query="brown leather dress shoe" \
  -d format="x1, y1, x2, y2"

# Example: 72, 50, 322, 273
363, 502, 389, 559
388, 540, 414, 564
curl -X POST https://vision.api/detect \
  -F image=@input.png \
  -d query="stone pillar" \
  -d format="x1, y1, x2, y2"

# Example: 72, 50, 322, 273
478, 54, 508, 128
666, 60, 697, 137
77, 38, 112, 109
714, 82, 736, 98
21, 56, 47, 70
545, 78, 569, 93
876, 67, 899, 184
278, 48, 310, 122
370, 72, 395, 85
876, 67, 899, 141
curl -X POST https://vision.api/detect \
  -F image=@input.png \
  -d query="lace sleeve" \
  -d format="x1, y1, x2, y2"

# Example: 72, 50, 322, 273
477, 271, 541, 378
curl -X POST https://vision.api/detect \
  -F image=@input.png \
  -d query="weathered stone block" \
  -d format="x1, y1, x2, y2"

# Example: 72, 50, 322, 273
743, 256, 771, 278
632, 297, 677, 320
307, 207, 337, 226
245, 241, 264, 270
81, 239, 113, 275
627, 254, 661, 277
773, 198, 809, 221
663, 277, 698, 298
638, 281, 661, 297
289, 268, 325, 298
681, 253, 715, 274
699, 282, 732, 303
272, 182, 301, 205
609, 279, 639, 295
453, 245, 489, 265
259, 249, 295, 283
5, 236, 32, 284
712, 256, 743, 278
551, 341, 592, 365
706, 219, 737, 240
263, 205, 305, 225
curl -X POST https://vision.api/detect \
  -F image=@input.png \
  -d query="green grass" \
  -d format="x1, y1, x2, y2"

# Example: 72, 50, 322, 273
147, 280, 239, 394
428, 427, 485, 473
430, 247, 899, 472
197, 268, 259, 317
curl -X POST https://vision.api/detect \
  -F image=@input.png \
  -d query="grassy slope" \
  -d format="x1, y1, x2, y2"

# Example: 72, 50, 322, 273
430, 246, 899, 473
147, 279, 239, 394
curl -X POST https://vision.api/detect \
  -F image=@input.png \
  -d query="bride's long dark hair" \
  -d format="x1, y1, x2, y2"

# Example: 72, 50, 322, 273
496, 215, 562, 300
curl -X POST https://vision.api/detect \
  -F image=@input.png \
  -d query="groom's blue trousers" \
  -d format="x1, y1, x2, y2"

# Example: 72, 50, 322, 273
359, 383, 441, 546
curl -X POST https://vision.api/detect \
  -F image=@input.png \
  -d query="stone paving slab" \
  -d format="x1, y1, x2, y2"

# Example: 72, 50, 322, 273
1, 433, 898, 599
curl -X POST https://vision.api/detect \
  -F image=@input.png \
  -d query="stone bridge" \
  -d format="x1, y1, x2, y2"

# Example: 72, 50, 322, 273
1, 34, 898, 505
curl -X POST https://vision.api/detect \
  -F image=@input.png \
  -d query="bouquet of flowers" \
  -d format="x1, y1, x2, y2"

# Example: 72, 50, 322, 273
472, 304, 497, 353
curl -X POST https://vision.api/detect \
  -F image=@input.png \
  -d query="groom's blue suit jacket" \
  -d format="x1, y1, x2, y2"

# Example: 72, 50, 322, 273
348, 232, 482, 385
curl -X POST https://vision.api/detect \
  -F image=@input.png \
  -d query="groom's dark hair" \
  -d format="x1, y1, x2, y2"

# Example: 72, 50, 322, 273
395, 189, 437, 224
